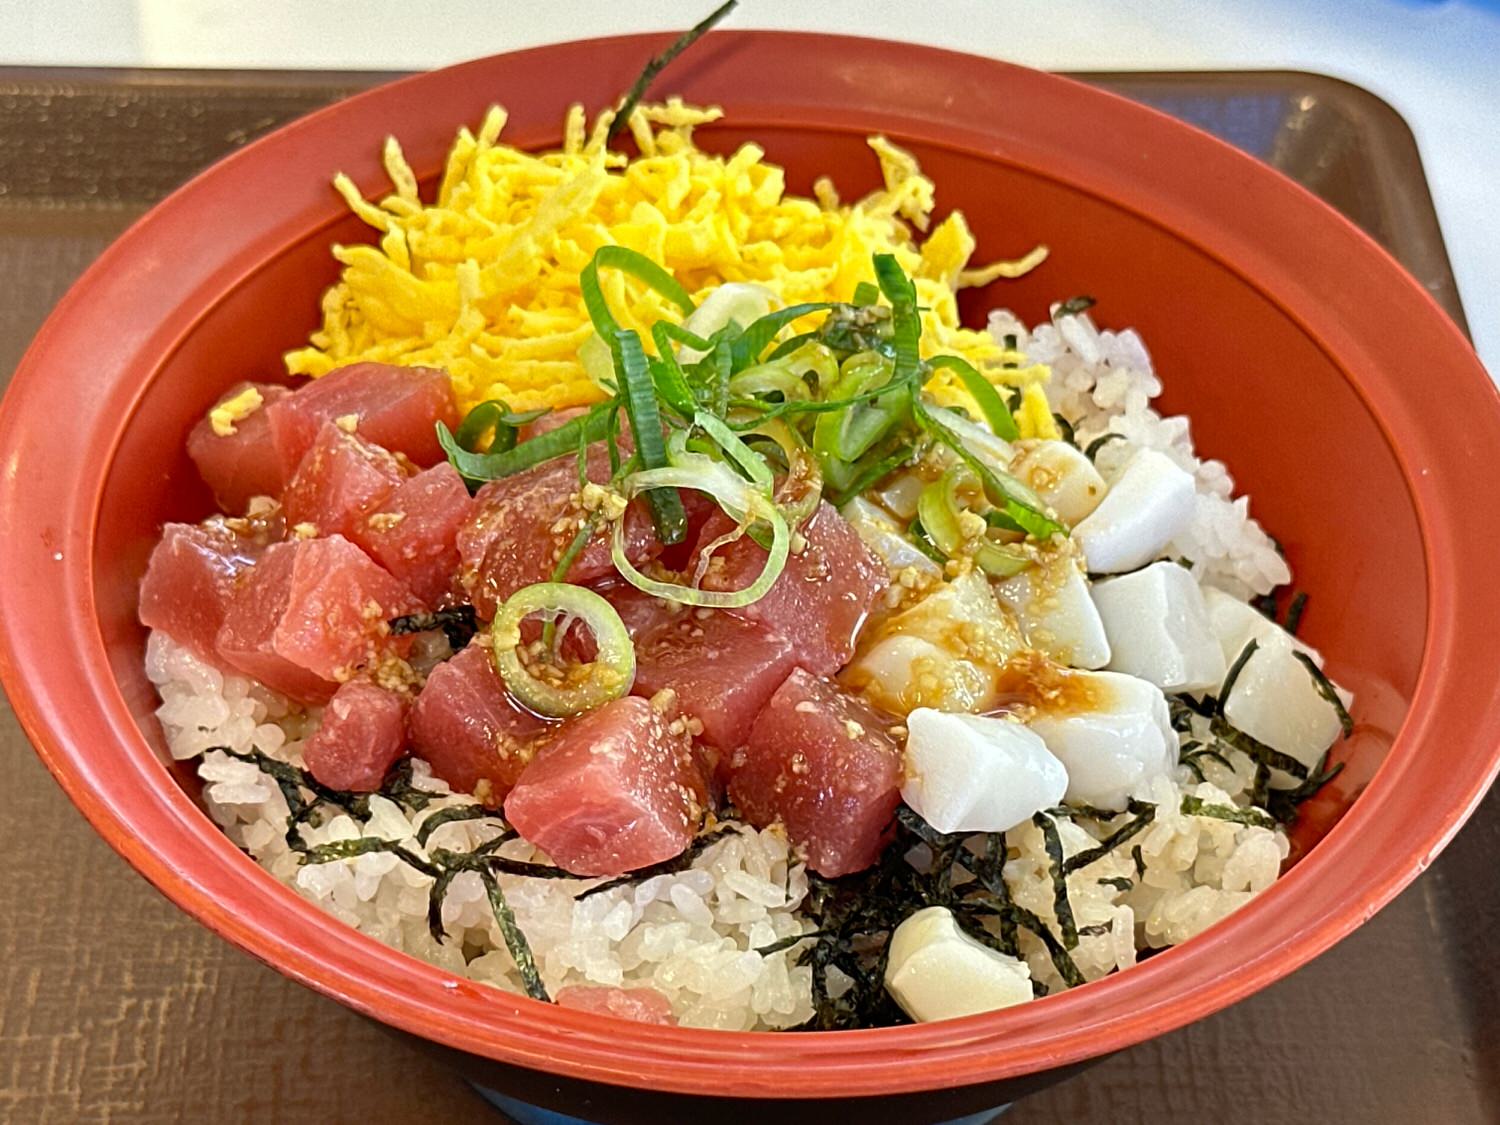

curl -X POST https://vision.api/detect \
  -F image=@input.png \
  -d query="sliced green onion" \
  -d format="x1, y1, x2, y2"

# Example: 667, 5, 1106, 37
916, 467, 1032, 577
728, 363, 813, 402
647, 321, 698, 418
731, 302, 838, 369
813, 352, 907, 488
927, 355, 1019, 442
825, 441, 913, 509
612, 328, 687, 544
580, 245, 696, 334
764, 328, 822, 363
454, 400, 550, 455
611, 464, 789, 608
914, 400, 1065, 539
872, 253, 921, 386
438, 401, 615, 486
738, 417, 823, 527
490, 583, 636, 718
694, 410, 774, 491
852, 281, 880, 306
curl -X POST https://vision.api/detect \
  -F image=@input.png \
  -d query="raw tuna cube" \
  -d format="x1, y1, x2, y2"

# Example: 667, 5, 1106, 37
554, 985, 676, 1026
187, 382, 291, 513
282, 422, 406, 540
456, 450, 660, 619
694, 501, 887, 676
303, 681, 408, 792
216, 536, 423, 702
730, 668, 902, 877
632, 612, 798, 757
504, 696, 707, 876
266, 362, 458, 471
407, 641, 546, 804
351, 462, 472, 606
139, 520, 270, 660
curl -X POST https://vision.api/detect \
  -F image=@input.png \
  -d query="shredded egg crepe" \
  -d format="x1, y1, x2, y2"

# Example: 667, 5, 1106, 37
286, 99, 1052, 420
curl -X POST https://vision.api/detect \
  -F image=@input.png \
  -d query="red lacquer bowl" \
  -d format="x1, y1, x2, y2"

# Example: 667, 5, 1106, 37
2, 32, 1499, 1124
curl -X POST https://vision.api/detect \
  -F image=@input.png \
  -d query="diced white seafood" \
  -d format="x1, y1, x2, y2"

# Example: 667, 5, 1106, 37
1028, 671, 1176, 810
1073, 449, 1195, 573
1010, 439, 1108, 526
1091, 561, 1226, 692
884, 906, 1034, 1022
993, 555, 1111, 669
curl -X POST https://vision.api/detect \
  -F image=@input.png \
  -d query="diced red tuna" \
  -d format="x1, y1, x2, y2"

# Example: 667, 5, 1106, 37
693, 501, 887, 676
504, 696, 707, 877
303, 680, 408, 792
407, 641, 547, 804
187, 382, 292, 513
632, 612, 798, 759
216, 536, 423, 703
554, 985, 676, 1026
349, 463, 472, 607
539, 580, 681, 665
139, 519, 273, 660
282, 422, 406, 540
266, 362, 457, 472
729, 668, 902, 877
456, 450, 660, 619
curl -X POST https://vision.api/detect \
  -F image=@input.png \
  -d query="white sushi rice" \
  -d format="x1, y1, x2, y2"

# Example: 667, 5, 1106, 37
146, 308, 1291, 1026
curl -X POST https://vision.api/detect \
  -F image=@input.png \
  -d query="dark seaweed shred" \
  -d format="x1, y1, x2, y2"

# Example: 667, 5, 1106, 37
388, 605, 478, 651
605, 1, 738, 143
1086, 435, 1122, 465
1266, 754, 1345, 824
575, 823, 739, 899
1292, 650, 1355, 738
1217, 638, 1259, 715
1180, 795, 1277, 830
1055, 295, 1097, 317
1098, 876, 1134, 893
1061, 800, 1157, 875
1033, 812, 1079, 948
1284, 591, 1309, 635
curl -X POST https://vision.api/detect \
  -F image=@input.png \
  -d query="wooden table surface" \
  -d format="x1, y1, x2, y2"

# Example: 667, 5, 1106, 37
0, 67, 1495, 1125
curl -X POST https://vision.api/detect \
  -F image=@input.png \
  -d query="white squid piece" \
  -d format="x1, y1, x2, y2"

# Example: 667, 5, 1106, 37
884, 906, 1034, 1023
839, 496, 944, 578
993, 556, 1111, 670
1073, 449, 1195, 574
1091, 561, 1226, 692
1028, 670, 1177, 810
901, 709, 1069, 834
1010, 439, 1108, 526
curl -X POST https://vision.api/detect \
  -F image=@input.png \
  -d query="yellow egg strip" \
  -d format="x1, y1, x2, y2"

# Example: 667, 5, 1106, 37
286, 102, 1050, 415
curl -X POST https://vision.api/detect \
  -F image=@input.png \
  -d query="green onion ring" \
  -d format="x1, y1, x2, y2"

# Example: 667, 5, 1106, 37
611, 464, 790, 608
917, 467, 1032, 578
490, 583, 636, 718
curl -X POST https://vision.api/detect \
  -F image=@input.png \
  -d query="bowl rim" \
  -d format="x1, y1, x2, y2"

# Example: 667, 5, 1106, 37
3, 29, 1499, 1101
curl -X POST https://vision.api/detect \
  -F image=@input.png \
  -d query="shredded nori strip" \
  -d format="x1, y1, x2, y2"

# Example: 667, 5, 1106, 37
1061, 800, 1157, 875
1131, 845, 1146, 878
1217, 638, 1259, 715
1052, 413, 1077, 447
605, 1, 738, 143
1055, 295, 1097, 317
1265, 753, 1345, 825
575, 824, 739, 899
1045, 801, 1127, 822
1292, 651, 1355, 738
1077, 923, 1112, 938
1083, 431, 1125, 462
1284, 591, 1309, 635
1250, 592, 1279, 620
1098, 876, 1134, 893
1180, 795, 1277, 830
1248, 759, 1273, 809
1033, 812, 1079, 948
1211, 715, 1309, 780
388, 605, 478, 651
478, 868, 549, 1000
414, 802, 492, 846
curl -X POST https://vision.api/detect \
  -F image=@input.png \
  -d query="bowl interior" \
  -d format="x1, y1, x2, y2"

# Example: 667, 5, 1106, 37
97, 122, 1423, 844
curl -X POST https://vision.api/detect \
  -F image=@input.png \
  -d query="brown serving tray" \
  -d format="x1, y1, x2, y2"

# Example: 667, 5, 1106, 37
0, 68, 1490, 1125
